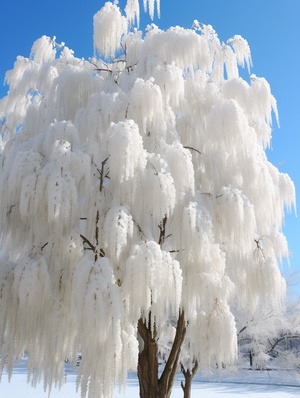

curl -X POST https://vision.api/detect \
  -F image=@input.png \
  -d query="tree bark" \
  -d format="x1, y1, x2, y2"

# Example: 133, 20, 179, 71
137, 311, 186, 398
137, 318, 160, 398
181, 374, 192, 398
180, 360, 198, 398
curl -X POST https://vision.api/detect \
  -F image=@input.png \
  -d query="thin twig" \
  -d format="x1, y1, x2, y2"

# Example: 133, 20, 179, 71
183, 146, 202, 155
80, 234, 95, 251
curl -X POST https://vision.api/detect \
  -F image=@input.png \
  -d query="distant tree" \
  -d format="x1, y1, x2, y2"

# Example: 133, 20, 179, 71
237, 298, 300, 372
0, 1, 295, 397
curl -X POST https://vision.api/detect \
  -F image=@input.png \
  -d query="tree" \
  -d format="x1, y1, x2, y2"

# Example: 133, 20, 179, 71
237, 295, 300, 372
0, 1, 295, 397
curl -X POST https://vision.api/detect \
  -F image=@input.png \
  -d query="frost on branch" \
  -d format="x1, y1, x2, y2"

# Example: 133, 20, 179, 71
30, 36, 57, 64
143, 0, 160, 20
94, 2, 127, 58
93, 0, 160, 57
0, 1, 296, 398
125, 0, 140, 27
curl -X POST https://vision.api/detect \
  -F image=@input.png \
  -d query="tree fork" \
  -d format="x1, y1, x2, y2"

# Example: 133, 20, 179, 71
137, 311, 186, 398
180, 360, 198, 398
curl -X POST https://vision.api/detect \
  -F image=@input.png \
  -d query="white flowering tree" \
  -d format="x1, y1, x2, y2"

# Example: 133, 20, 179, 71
0, 1, 296, 397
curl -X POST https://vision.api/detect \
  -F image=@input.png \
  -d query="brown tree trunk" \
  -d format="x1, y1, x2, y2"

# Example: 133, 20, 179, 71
137, 318, 159, 398
180, 360, 198, 398
181, 374, 192, 398
137, 311, 186, 398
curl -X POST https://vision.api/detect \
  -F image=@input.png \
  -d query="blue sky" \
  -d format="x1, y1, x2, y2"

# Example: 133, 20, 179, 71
1, 0, 299, 292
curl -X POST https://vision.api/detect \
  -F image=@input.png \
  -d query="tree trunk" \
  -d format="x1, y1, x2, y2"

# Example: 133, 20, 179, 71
137, 318, 159, 398
181, 375, 192, 398
137, 311, 186, 398
180, 360, 198, 398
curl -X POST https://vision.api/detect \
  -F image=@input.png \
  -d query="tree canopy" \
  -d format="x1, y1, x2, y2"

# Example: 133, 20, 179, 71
0, 1, 296, 397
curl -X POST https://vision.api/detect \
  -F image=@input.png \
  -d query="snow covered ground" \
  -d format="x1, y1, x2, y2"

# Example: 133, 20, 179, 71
1, 360, 300, 397
1, 376, 300, 398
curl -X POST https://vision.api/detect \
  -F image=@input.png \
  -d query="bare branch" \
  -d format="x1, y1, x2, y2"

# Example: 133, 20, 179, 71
80, 234, 96, 252
183, 146, 202, 155
268, 334, 300, 352
158, 215, 167, 246
99, 156, 109, 193
41, 242, 49, 251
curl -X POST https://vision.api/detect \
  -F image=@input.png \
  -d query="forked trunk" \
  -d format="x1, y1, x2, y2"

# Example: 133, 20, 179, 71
180, 360, 198, 398
137, 311, 186, 398
181, 375, 192, 398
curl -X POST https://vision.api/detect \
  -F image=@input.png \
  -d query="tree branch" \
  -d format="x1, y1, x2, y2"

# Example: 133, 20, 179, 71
138, 318, 149, 343
99, 156, 109, 193
160, 310, 186, 393
41, 242, 48, 251
183, 146, 202, 155
268, 334, 300, 352
80, 234, 96, 251
158, 215, 167, 246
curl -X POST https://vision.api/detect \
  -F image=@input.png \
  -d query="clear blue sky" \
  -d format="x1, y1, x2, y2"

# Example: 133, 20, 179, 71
1, 0, 299, 292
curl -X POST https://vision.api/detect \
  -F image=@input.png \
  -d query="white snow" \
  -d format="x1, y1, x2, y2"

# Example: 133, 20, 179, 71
93, 3, 127, 58
1, 363, 300, 398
